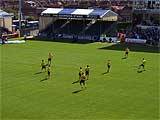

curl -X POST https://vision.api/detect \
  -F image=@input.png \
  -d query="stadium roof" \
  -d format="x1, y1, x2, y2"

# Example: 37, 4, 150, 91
41, 8, 118, 19
0, 9, 13, 18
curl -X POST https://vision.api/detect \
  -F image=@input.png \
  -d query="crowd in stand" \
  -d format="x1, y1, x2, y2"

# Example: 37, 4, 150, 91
127, 26, 160, 46
134, 1, 160, 9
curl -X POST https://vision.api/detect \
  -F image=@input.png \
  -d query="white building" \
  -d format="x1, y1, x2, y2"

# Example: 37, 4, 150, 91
0, 9, 13, 32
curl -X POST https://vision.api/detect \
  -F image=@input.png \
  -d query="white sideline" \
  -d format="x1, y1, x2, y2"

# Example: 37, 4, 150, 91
0, 40, 26, 44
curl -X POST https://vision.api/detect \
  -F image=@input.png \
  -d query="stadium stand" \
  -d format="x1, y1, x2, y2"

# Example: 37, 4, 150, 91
59, 19, 91, 35
126, 26, 160, 46
129, 0, 160, 46
39, 8, 118, 41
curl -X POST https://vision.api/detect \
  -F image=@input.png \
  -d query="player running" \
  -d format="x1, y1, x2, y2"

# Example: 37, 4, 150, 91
41, 60, 46, 72
79, 67, 83, 80
85, 65, 90, 80
80, 72, 87, 89
107, 60, 111, 73
138, 58, 146, 71
124, 47, 130, 58
48, 52, 53, 65
47, 65, 51, 79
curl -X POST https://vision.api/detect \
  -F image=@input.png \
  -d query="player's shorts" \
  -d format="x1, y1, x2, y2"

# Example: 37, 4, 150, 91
48, 58, 51, 61
42, 65, 46, 69
140, 64, 144, 67
108, 65, 111, 68
80, 80, 85, 84
48, 71, 50, 76
125, 52, 129, 54
85, 71, 89, 75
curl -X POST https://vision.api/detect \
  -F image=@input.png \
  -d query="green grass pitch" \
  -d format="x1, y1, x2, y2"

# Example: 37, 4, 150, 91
0, 40, 159, 120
